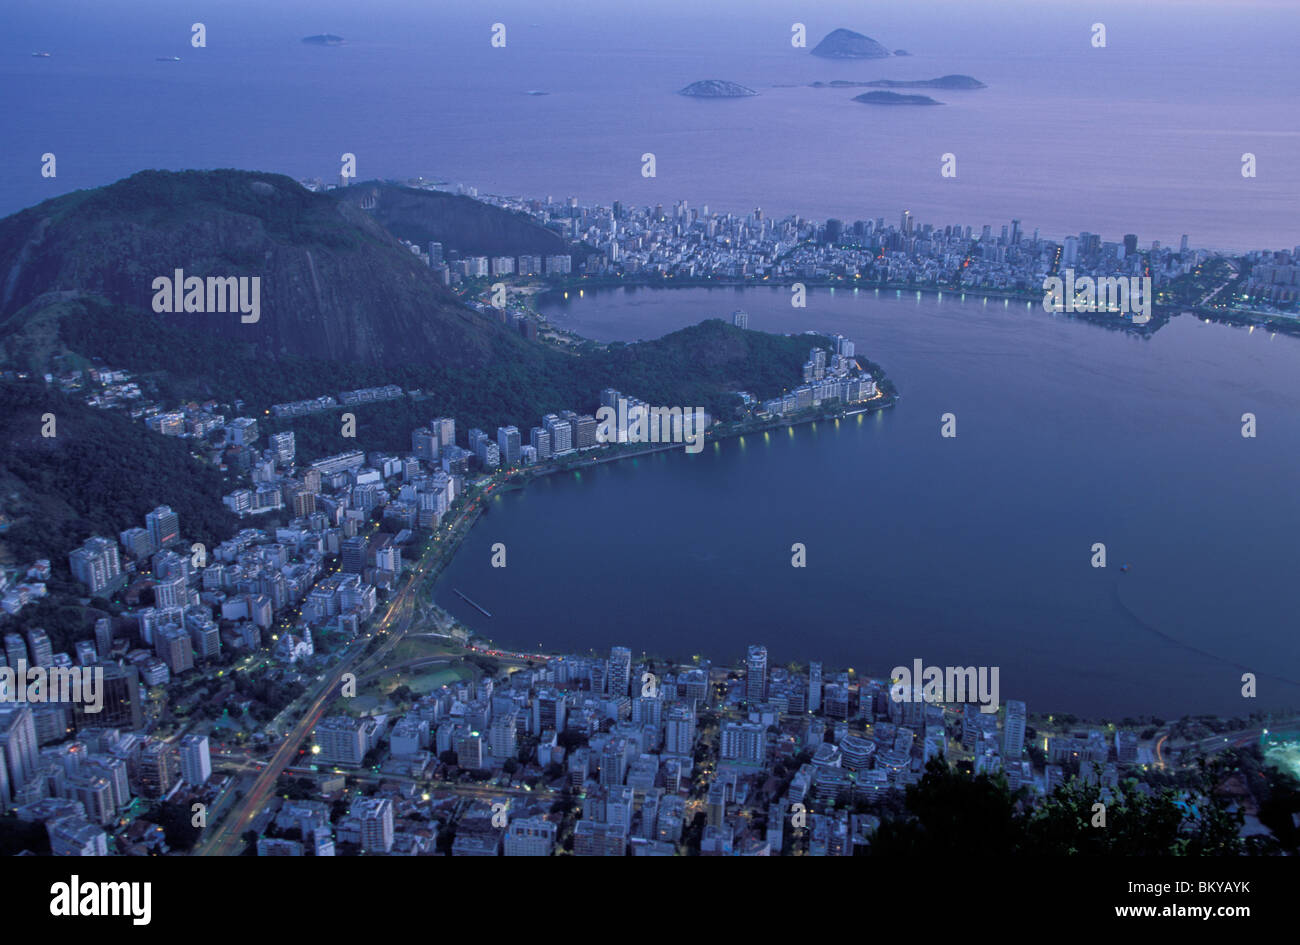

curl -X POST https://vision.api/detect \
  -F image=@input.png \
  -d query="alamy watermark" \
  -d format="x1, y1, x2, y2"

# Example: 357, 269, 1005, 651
151, 269, 260, 323
0, 660, 104, 713
594, 399, 709, 454
50, 875, 150, 925
1042, 269, 1151, 320
889, 658, 1000, 713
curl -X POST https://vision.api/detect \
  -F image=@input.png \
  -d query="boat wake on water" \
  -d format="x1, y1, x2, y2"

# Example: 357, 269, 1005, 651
1111, 583, 1300, 691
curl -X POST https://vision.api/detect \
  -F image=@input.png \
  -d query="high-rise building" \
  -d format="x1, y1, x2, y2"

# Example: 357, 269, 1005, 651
315, 715, 370, 767
188, 615, 221, 661
25, 628, 53, 667
573, 820, 627, 856
269, 431, 296, 466
180, 733, 212, 786
732, 310, 748, 329
357, 797, 395, 852
529, 427, 552, 461
600, 738, 630, 786
73, 663, 142, 731
808, 661, 822, 714
496, 426, 522, 467
664, 703, 696, 755
68, 537, 123, 596
47, 817, 108, 856
145, 506, 181, 549
503, 816, 556, 856
75, 640, 98, 667
431, 418, 455, 451
467, 428, 486, 451
227, 417, 259, 446
1062, 236, 1079, 266
154, 625, 194, 675
1123, 234, 1139, 256
707, 779, 727, 828
411, 427, 438, 463
373, 540, 401, 573
0, 705, 40, 805
608, 646, 632, 698
153, 573, 188, 610
489, 709, 518, 760
93, 619, 114, 658
477, 441, 500, 470
118, 527, 154, 560
543, 415, 572, 453
1003, 700, 1027, 762
720, 722, 765, 764
137, 740, 175, 798
572, 416, 598, 450
839, 735, 876, 771
746, 644, 768, 703
3, 633, 27, 672
341, 535, 368, 574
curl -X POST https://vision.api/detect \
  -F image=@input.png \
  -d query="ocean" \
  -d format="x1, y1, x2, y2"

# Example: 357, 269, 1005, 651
3, 0, 1298, 251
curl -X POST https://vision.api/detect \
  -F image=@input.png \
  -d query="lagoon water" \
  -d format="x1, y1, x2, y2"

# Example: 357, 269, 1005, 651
435, 287, 1300, 719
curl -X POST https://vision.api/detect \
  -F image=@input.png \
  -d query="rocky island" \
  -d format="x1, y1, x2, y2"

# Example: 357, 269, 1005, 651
853, 91, 943, 106
302, 34, 345, 46
678, 80, 758, 98
810, 28, 892, 59
864, 75, 986, 90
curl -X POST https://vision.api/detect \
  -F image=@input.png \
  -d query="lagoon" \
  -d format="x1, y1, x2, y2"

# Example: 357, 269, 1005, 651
434, 286, 1300, 719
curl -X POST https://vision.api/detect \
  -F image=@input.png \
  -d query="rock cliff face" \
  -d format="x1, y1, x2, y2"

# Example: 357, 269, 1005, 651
810, 29, 891, 59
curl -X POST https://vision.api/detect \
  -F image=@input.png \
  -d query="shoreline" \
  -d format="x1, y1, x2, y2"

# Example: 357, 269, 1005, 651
430, 392, 898, 633
521, 278, 1300, 338
419, 405, 1300, 722
410, 289, 1287, 723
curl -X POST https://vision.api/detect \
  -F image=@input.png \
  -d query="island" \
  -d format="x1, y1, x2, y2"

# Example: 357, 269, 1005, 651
678, 79, 758, 98
810, 28, 892, 59
302, 34, 345, 46
813, 75, 984, 91
894, 49, 911, 56
864, 74, 986, 90
853, 91, 943, 106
